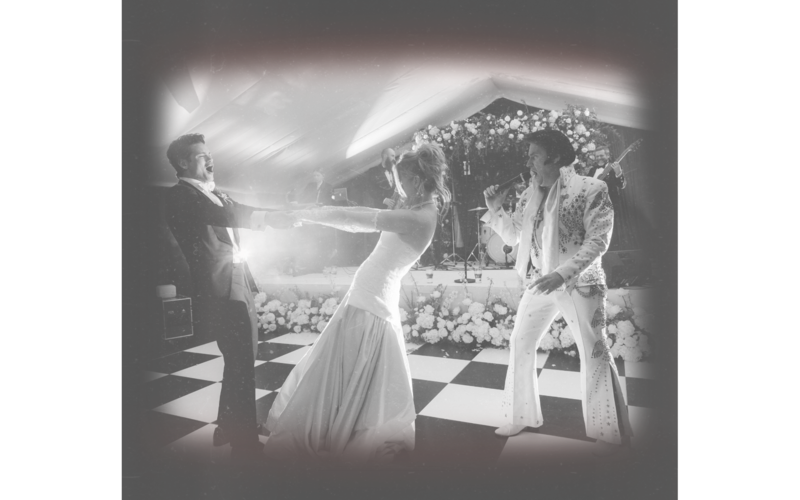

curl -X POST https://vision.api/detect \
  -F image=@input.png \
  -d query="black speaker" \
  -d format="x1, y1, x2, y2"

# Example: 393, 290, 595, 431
161, 296, 193, 340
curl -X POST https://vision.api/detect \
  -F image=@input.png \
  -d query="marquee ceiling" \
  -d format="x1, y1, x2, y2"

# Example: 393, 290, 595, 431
147, 48, 650, 200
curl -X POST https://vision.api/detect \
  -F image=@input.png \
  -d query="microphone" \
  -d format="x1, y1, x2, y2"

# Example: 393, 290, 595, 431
491, 172, 531, 192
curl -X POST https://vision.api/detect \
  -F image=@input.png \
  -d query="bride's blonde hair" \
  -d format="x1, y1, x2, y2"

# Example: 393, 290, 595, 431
396, 143, 451, 214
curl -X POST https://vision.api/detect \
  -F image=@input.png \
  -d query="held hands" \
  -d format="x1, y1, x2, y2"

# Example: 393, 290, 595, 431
483, 184, 511, 213
528, 272, 565, 295
383, 198, 396, 209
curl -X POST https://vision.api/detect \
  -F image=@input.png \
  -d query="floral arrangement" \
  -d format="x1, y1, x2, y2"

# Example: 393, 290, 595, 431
254, 289, 341, 335
254, 285, 655, 362
410, 104, 613, 177
400, 283, 515, 348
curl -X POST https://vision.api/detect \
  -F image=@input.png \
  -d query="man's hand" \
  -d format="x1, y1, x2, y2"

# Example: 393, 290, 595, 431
609, 161, 626, 188
528, 272, 565, 294
264, 211, 298, 230
483, 184, 511, 213
383, 198, 396, 209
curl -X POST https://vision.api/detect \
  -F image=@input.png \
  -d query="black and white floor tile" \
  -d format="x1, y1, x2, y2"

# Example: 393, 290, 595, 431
138, 330, 662, 468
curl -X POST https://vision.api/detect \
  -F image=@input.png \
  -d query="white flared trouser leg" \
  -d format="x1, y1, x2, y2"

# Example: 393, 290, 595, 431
502, 286, 632, 444
501, 289, 560, 428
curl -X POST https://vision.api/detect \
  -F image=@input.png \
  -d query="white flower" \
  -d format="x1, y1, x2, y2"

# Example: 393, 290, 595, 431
587, 143, 596, 151
504, 115, 511, 122
399, 309, 408, 322
517, 134, 524, 140
293, 325, 302, 333
277, 317, 285, 325
461, 298, 473, 306
573, 143, 579, 150
268, 324, 277, 331
581, 147, 588, 153
452, 306, 461, 315
412, 330, 419, 337
446, 321, 455, 331
549, 110, 559, 118
265, 313, 276, 322
489, 129, 496, 135
575, 124, 587, 134
607, 323, 618, 334
402, 324, 411, 335
517, 110, 523, 116
584, 109, 591, 116
468, 302, 485, 315
430, 126, 440, 135
534, 121, 541, 127
510, 119, 521, 130
574, 109, 581, 116
566, 118, 572, 124
412, 324, 419, 331
416, 296, 427, 304
424, 304, 435, 315
483, 311, 494, 321
559, 325, 576, 348
622, 334, 638, 348
617, 320, 635, 337
508, 133, 514, 139
489, 327, 500, 339
432, 291, 441, 299
461, 333, 474, 344
254, 292, 267, 305
567, 130, 573, 135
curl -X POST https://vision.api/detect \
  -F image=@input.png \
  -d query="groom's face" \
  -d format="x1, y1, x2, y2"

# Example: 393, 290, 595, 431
179, 142, 215, 183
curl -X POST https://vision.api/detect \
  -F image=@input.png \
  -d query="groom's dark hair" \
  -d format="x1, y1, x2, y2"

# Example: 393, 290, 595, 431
167, 133, 206, 172
524, 130, 576, 167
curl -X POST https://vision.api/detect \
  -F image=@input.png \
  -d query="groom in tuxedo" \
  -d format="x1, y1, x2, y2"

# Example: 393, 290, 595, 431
165, 133, 288, 464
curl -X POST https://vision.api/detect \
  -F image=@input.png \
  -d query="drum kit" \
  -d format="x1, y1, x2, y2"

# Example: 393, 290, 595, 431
465, 206, 518, 268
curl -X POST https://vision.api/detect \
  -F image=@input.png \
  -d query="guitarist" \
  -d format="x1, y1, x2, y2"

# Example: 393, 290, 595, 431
369, 148, 403, 210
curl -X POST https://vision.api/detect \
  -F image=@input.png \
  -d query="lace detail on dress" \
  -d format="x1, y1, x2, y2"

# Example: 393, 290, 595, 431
296, 206, 382, 233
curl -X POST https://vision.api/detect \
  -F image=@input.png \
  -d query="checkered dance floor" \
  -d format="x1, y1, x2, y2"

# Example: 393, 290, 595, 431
139, 329, 662, 469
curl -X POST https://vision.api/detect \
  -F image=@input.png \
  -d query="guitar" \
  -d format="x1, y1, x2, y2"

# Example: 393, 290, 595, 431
595, 139, 643, 188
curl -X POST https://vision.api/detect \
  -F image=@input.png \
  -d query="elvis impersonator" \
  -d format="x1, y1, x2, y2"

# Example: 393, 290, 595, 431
481, 129, 633, 456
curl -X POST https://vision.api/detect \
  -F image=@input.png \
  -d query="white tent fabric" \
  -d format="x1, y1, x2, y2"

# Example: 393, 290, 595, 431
149, 51, 649, 200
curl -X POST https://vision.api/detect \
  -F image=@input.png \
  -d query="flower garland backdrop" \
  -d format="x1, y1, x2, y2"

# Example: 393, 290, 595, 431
411, 104, 615, 177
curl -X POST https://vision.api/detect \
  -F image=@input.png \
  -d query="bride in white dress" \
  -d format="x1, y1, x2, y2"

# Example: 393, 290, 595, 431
263, 143, 450, 463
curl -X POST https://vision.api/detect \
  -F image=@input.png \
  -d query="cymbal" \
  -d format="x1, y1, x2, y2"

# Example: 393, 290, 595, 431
467, 207, 488, 211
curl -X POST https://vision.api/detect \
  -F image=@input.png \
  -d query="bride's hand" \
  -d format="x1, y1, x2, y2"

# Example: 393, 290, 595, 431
265, 211, 299, 229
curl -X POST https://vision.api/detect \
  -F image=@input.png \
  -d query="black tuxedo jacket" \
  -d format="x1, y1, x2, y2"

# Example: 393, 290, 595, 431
165, 180, 272, 302
362, 165, 398, 208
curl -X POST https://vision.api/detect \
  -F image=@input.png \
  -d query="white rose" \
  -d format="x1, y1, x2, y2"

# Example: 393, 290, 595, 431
412, 330, 419, 337
517, 134, 524, 140
549, 110, 559, 118
432, 291, 441, 298
510, 119, 521, 130
606, 304, 622, 318
446, 321, 455, 331
617, 320, 635, 337
508, 133, 514, 139
489, 129, 496, 135
402, 324, 411, 335
265, 313, 276, 322
452, 306, 461, 315
504, 115, 511, 122
575, 124, 587, 134
483, 311, 494, 321
293, 325, 302, 333
269, 324, 277, 331
581, 147, 588, 153
424, 305, 435, 314
574, 109, 581, 116
316, 321, 327, 332
567, 130, 573, 135
277, 317, 285, 325
412, 324, 419, 330
584, 109, 591, 116
461, 334, 474, 344
517, 110, 523, 116
587, 143, 596, 151
566, 118, 572, 124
